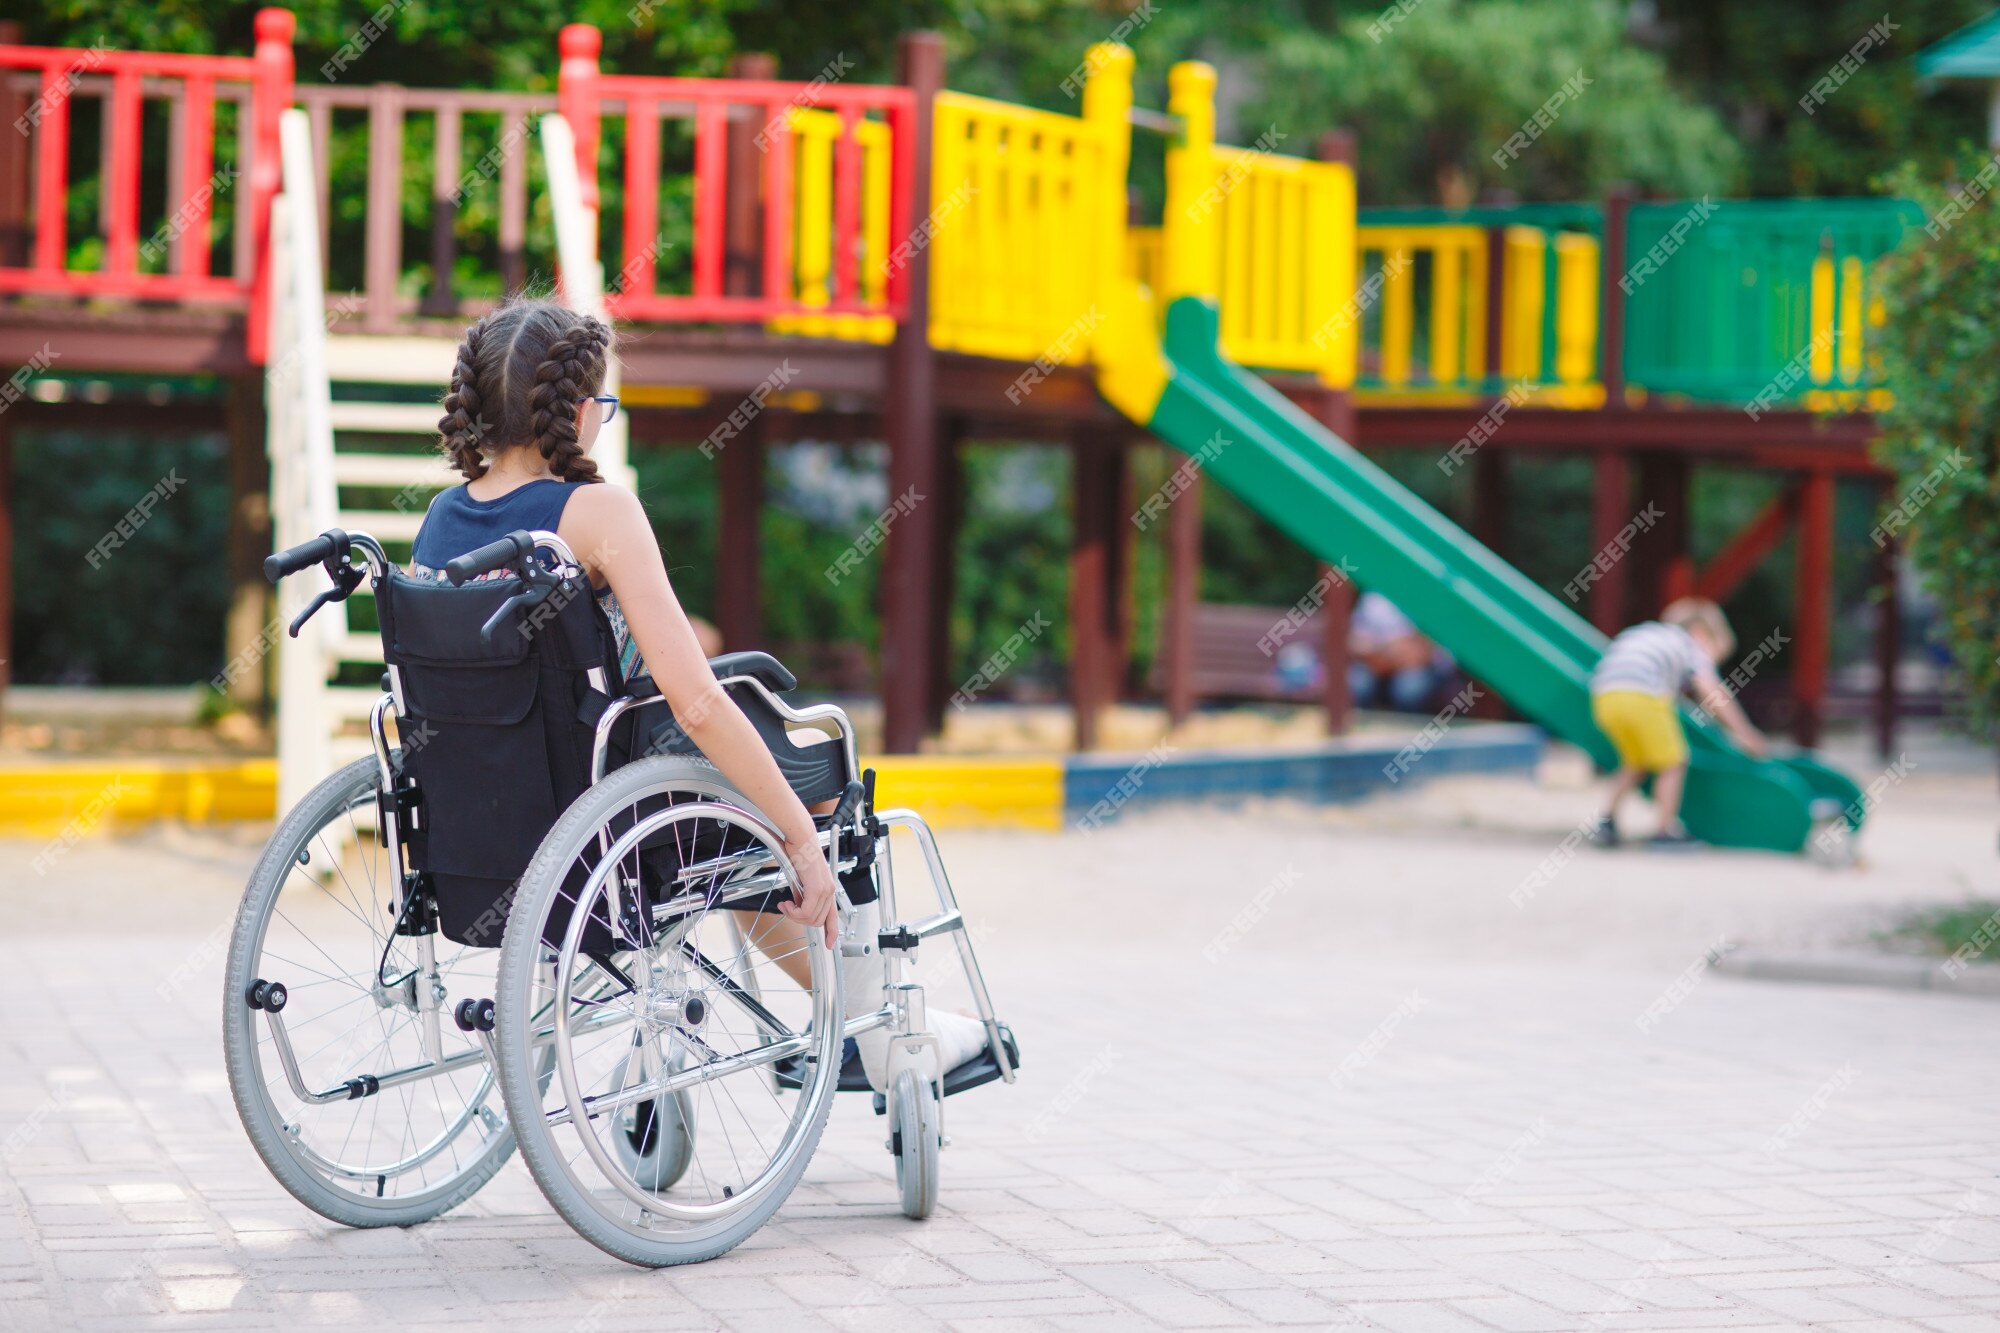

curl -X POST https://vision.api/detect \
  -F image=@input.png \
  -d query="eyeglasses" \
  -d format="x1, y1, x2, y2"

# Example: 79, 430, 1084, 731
579, 394, 619, 424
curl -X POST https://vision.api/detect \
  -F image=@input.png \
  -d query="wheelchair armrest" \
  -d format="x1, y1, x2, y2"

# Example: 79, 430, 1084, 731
624, 675, 660, 700
706, 651, 797, 694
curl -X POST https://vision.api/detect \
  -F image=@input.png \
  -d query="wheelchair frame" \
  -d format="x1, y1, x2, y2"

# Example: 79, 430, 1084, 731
231, 525, 1013, 1262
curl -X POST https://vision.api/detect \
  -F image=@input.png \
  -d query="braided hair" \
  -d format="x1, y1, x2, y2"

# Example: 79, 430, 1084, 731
436, 301, 613, 483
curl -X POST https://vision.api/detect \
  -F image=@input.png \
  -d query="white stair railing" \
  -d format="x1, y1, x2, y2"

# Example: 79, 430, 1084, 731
267, 106, 341, 812
540, 113, 632, 486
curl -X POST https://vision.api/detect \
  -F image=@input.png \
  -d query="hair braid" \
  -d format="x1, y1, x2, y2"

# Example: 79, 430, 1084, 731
527, 315, 611, 484
438, 315, 492, 481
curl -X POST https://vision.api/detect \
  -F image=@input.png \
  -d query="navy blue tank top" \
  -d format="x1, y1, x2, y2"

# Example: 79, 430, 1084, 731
410, 479, 646, 681
411, 478, 586, 568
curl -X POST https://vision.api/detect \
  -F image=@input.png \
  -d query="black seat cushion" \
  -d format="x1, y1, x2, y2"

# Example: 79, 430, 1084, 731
707, 650, 797, 693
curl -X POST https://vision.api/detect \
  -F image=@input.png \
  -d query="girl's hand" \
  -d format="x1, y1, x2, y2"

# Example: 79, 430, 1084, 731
781, 831, 840, 949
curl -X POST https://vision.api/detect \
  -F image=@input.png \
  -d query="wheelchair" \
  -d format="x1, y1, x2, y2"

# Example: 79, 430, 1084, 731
223, 526, 1017, 1267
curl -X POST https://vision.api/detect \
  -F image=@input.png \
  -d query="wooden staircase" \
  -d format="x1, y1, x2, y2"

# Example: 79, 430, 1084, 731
266, 109, 627, 806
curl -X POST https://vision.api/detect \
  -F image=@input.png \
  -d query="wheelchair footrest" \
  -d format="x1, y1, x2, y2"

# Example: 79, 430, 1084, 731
774, 1028, 1021, 1104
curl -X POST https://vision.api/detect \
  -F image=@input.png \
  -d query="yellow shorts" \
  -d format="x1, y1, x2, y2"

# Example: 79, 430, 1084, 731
1591, 690, 1688, 772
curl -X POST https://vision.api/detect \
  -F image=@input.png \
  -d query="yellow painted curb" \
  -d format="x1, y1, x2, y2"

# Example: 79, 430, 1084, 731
0, 754, 1065, 838
865, 756, 1065, 831
0, 760, 280, 840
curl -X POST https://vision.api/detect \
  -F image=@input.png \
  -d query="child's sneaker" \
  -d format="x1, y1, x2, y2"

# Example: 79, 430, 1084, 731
1587, 815, 1620, 848
1647, 829, 1699, 851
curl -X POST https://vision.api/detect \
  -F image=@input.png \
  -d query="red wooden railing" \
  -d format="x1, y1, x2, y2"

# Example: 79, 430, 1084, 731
556, 24, 915, 324
0, 8, 292, 360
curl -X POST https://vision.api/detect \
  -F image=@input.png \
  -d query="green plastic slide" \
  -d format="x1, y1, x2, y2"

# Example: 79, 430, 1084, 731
1120, 297, 1861, 853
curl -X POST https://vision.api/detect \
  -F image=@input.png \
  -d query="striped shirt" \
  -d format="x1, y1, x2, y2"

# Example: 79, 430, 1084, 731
1590, 622, 1717, 698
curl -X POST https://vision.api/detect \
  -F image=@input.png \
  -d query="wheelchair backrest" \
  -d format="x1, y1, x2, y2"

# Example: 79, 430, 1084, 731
375, 567, 620, 944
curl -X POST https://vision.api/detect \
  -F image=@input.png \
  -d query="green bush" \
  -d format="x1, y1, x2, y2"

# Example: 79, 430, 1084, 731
1873, 152, 2000, 738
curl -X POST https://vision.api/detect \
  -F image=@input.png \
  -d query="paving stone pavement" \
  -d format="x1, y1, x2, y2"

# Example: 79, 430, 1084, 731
4, 768, 1999, 1331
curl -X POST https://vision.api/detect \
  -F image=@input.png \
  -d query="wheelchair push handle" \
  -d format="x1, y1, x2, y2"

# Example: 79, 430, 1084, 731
264, 529, 348, 584
445, 530, 536, 586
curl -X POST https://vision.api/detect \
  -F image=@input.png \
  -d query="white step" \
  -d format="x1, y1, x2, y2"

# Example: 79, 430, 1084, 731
337, 632, 385, 664
337, 510, 424, 542
327, 685, 385, 722
326, 334, 460, 385
333, 451, 454, 488
329, 401, 445, 435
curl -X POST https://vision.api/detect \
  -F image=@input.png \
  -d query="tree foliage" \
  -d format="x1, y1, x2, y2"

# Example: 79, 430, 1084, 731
1236, 0, 1739, 205
1873, 152, 2000, 735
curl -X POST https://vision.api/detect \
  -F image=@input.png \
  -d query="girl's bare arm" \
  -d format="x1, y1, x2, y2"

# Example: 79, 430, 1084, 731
560, 483, 838, 944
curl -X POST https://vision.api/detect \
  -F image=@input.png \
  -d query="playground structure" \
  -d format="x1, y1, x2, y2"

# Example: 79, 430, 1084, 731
0, 15, 1919, 848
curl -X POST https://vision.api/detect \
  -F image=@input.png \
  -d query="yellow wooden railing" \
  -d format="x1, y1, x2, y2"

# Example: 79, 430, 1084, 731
1802, 248, 1889, 413
1158, 62, 1356, 388
925, 58, 1130, 364
1357, 225, 1487, 396
1353, 221, 1601, 406
768, 107, 896, 343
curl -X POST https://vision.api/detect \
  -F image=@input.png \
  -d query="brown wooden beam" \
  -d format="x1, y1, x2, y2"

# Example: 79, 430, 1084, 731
1588, 452, 1631, 635
1601, 185, 1632, 409
0, 317, 252, 377
1793, 471, 1836, 748
1163, 459, 1201, 726
714, 416, 764, 651
0, 401, 12, 716
1692, 483, 1800, 604
1471, 448, 1509, 559
0, 22, 27, 269
724, 52, 776, 299
1069, 432, 1121, 750
223, 374, 271, 715
1630, 453, 1690, 621
1321, 565, 1354, 735
879, 31, 945, 754
1351, 405, 1884, 472
1874, 523, 1899, 760
925, 424, 965, 734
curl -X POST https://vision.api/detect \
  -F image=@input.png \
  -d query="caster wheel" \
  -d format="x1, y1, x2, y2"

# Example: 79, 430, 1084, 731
609, 1057, 695, 1193
890, 1069, 939, 1219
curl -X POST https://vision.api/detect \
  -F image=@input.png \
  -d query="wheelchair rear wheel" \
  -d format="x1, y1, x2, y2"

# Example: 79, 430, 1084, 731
223, 757, 518, 1227
495, 756, 843, 1267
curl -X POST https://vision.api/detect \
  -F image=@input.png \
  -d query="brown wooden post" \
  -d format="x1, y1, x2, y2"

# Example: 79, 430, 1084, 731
1631, 453, 1689, 621
224, 374, 272, 715
363, 84, 406, 333
925, 423, 965, 734
715, 420, 764, 651
1164, 462, 1201, 726
725, 52, 777, 297
1485, 224, 1508, 391
0, 404, 12, 717
879, 31, 944, 753
1588, 451, 1631, 635
1600, 185, 1633, 410
1472, 449, 1509, 558
498, 109, 528, 296
1873, 521, 1899, 760
1312, 129, 1360, 737
1793, 470, 1835, 748
1069, 433, 1119, 750
0, 23, 31, 268
1321, 564, 1354, 735
423, 104, 462, 316
715, 65, 773, 654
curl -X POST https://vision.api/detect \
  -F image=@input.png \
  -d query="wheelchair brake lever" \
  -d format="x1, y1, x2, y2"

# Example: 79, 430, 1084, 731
286, 558, 365, 638
477, 582, 553, 645
287, 586, 340, 638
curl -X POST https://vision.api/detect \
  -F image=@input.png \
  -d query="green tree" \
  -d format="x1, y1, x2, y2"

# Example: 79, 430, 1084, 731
1651, 0, 1992, 198
1238, 0, 1741, 205
1873, 151, 2000, 739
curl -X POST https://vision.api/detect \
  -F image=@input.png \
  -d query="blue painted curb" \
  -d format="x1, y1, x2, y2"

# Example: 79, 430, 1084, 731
1062, 723, 1545, 828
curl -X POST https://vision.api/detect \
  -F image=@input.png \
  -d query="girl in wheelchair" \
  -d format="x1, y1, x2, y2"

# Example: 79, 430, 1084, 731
226, 298, 1015, 1266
